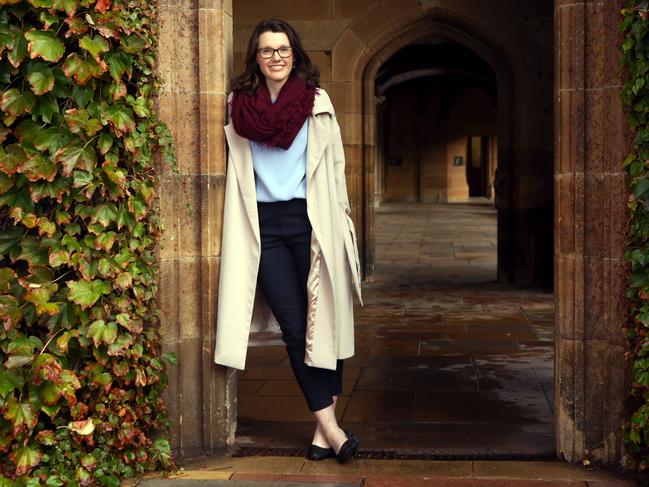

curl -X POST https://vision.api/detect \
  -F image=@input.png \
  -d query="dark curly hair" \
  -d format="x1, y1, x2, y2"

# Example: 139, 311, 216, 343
232, 18, 320, 94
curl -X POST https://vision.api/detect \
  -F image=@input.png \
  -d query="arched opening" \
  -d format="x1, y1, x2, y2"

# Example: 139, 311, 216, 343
376, 42, 497, 205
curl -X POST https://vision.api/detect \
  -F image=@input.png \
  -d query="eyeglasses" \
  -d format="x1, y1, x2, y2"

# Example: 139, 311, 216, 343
257, 46, 293, 59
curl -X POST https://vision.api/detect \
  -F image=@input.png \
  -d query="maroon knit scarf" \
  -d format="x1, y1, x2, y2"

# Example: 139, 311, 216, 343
231, 76, 316, 150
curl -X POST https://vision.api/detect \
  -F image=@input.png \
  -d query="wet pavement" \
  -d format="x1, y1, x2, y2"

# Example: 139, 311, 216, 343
235, 201, 555, 459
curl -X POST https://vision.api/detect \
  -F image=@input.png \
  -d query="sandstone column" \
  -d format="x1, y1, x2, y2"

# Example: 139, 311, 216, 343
555, 0, 628, 465
157, 0, 234, 459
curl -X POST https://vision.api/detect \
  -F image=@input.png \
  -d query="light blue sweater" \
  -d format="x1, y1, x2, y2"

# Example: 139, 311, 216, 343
251, 119, 308, 202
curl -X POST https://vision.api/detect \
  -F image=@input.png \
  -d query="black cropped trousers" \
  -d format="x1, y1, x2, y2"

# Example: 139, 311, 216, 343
256, 198, 343, 412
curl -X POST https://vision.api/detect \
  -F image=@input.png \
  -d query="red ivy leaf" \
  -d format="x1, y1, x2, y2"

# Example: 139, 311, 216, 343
70, 401, 89, 420
0, 432, 11, 453
81, 453, 97, 472
33, 353, 64, 384
112, 360, 129, 377
95, 0, 110, 13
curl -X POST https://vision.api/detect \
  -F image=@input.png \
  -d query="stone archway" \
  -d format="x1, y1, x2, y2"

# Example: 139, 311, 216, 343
156, 0, 628, 468
328, 3, 552, 287
352, 17, 512, 282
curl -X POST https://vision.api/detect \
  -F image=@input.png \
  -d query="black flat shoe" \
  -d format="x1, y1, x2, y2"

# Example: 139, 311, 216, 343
336, 434, 359, 464
306, 444, 336, 461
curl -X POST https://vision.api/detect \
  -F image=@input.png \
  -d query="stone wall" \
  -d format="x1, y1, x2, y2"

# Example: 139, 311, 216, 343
554, 0, 629, 464
157, 0, 235, 459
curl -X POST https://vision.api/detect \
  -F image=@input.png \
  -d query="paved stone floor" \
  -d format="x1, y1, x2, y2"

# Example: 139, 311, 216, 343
130, 456, 636, 486
235, 202, 555, 458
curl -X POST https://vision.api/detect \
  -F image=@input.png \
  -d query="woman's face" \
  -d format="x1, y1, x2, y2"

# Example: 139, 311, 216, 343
256, 31, 294, 85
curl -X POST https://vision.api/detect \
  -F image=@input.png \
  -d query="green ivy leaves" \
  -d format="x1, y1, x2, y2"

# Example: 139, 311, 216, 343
24, 29, 65, 62
79, 34, 109, 60
621, 1, 649, 472
67, 279, 110, 308
0, 0, 176, 483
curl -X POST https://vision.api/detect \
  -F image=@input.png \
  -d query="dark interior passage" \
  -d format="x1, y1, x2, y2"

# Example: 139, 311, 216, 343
377, 43, 498, 204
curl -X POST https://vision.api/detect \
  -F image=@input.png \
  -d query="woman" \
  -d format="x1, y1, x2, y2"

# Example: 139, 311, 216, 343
213, 18, 363, 463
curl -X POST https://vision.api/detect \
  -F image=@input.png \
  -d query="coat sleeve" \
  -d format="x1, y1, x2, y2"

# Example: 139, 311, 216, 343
330, 114, 351, 215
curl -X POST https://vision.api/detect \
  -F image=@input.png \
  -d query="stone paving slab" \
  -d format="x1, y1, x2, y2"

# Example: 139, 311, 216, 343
362, 480, 588, 487
137, 481, 358, 487
231, 473, 363, 483
126, 458, 637, 486
133, 480, 637, 487
300, 459, 474, 477
134, 478, 634, 487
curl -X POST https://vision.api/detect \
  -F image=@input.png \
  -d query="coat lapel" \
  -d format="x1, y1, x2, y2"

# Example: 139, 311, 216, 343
224, 123, 259, 244
306, 115, 329, 184
306, 95, 333, 184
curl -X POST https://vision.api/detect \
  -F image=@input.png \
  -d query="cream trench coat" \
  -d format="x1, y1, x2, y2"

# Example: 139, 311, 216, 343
213, 88, 363, 371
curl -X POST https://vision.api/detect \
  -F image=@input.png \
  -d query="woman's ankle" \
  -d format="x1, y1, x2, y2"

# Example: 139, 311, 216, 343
312, 425, 331, 448
326, 426, 348, 453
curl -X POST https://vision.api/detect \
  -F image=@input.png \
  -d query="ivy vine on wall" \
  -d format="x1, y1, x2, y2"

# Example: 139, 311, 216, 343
0, 0, 176, 484
621, 0, 649, 472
